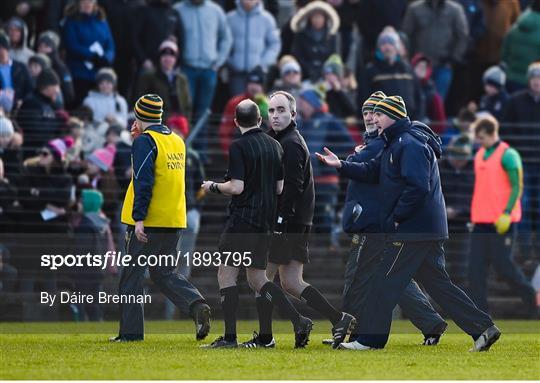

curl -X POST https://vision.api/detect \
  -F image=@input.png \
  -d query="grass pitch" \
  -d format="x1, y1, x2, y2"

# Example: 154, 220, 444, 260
1, 320, 539, 380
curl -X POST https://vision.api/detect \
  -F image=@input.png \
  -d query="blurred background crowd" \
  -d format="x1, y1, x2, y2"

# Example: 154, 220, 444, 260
0, 0, 539, 322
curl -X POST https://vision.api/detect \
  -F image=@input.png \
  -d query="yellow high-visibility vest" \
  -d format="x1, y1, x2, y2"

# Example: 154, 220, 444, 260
121, 129, 186, 228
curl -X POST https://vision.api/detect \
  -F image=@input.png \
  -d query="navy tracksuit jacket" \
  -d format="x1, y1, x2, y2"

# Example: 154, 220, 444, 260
342, 130, 446, 336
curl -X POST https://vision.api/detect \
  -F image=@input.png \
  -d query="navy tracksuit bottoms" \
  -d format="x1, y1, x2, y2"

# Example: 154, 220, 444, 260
119, 228, 205, 339
355, 239, 494, 348
342, 234, 446, 337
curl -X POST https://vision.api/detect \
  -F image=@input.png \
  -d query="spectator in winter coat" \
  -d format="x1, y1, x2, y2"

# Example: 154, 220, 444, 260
402, 0, 469, 100
174, 0, 232, 154
18, 69, 64, 158
271, 55, 304, 100
27, 54, 51, 87
37, 30, 75, 108
0, 31, 32, 111
500, 1, 540, 92
321, 54, 356, 120
83, 67, 128, 128
478, 65, 509, 121
226, 0, 281, 96
131, 0, 184, 74
291, 1, 340, 83
61, 0, 115, 107
358, 28, 424, 121
133, 40, 192, 122
412, 53, 447, 134
5, 17, 34, 65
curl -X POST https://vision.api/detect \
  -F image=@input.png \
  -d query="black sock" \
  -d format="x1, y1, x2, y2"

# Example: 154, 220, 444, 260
260, 282, 300, 326
220, 286, 239, 342
301, 285, 342, 325
256, 294, 273, 344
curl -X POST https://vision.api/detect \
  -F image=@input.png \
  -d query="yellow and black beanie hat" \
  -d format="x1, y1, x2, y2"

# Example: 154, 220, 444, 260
373, 95, 407, 120
362, 91, 386, 114
134, 94, 163, 124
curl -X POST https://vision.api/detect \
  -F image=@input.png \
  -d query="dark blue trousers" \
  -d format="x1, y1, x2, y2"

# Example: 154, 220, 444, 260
119, 228, 206, 339
356, 239, 494, 348
343, 234, 446, 337
468, 224, 536, 313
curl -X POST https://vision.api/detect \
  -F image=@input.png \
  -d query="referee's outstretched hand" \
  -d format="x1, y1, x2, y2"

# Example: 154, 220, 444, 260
315, 147, 341, 168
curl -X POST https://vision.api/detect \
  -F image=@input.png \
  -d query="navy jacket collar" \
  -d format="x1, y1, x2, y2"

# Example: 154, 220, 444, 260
363, 129, 379, 144
381, 117, 411, 144
145, 124, 171, 135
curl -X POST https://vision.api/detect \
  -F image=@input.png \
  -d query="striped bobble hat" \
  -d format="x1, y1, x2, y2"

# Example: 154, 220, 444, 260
134, 94, 163, 123
362, 91, 386, 113
373, 95, 407, 121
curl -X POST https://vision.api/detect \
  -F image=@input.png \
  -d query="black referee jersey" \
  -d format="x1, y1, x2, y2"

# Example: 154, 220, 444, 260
225, 127, 284, 231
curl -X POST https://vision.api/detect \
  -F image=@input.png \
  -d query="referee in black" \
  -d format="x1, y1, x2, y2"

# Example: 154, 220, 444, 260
202, 99, 313, 349
239, 91, 355, 349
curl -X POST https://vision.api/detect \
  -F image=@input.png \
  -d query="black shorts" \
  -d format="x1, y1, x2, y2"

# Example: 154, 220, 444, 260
269, 224, 311, 265
218, 215, 271, 270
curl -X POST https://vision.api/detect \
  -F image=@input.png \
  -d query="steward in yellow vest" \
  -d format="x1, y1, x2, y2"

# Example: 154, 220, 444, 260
112, 94, 211, 343
120, 121, 187, 228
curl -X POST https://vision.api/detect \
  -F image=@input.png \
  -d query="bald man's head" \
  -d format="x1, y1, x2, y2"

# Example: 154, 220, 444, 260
235, 99, 261, 128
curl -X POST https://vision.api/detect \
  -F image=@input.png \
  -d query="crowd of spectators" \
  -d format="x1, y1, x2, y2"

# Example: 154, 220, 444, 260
0, 0, 539, 320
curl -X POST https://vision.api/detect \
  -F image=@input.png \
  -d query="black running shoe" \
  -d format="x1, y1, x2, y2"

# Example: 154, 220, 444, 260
193, 303, 211, 341
240, 332, 276, 348
294, 316, 313, 348
322, 338, 334, 345
201, 336, 238, 349
423, 321, 448, 346
332, 312, 357, 349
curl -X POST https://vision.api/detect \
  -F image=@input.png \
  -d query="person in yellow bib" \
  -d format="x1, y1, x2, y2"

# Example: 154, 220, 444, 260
469, 115, 537, 318
111, 94, 211, 342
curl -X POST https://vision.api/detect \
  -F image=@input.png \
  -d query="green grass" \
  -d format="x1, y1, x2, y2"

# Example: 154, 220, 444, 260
1, 320, 539, 380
